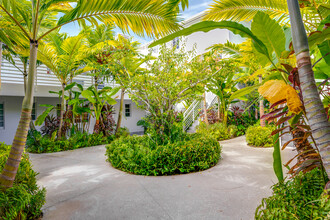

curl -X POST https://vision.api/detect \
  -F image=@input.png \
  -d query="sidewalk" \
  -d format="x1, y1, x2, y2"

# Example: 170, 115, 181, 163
30, 136, 295, 220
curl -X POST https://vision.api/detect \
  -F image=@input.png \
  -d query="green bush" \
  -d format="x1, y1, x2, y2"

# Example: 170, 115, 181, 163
26, 130, 115, 153
106, 133, 221, 176
256, 169, 330, 219
196, 122, 238, 141
245, 125, 275, 147
0, 143, 46, 220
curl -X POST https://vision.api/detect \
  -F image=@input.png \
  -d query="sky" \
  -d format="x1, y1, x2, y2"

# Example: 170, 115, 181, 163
59, 0, 213, 44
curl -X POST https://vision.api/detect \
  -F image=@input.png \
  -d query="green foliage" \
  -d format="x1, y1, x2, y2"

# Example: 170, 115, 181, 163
26, 130, 115, 153
255, 169, 330, 219
245, 125, 275, 147
106, 133, 221, 176
227, 107, 258, 135
196, 122, 238, 141
0, 143, 46, 220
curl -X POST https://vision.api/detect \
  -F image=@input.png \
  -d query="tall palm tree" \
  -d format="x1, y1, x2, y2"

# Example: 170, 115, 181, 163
0, 0, 181, 189
287, 0, 330, 179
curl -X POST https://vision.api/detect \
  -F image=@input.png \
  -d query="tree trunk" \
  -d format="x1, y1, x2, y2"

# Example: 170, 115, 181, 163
287, 0, 330, 179
203, 92, 209, 125
217, 96, 221, 120
0, 42, 38, 189
259, 75, 265, 127
115, 88, 125, 134
58, 83, 66, 138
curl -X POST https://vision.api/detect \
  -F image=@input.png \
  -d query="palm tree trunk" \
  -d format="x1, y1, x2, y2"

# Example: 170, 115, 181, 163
58, 83, 66, 138
259, 75, 265, 127
0, 42, 38, 188
203, 92, 209, 125
287, 0, 330, 179
115, 88, 125, 134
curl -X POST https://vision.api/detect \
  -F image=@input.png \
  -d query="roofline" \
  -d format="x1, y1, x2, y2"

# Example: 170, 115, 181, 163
140, 10, 207, 48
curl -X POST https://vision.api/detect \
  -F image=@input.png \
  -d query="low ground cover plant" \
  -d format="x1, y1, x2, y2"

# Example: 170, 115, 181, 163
0, 143, 46, 219
255, 168, 329, 219
245, 125, 275, 147
106, 133, 221, 176
196, 122, 238, 141
26, 129, 129, 153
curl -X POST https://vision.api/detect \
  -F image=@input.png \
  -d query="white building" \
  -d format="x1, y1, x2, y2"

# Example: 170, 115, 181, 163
0, 57, 146, 144
0, 11, 246, 144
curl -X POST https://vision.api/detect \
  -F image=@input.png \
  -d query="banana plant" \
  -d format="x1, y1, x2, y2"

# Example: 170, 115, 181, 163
81, 86, 120, 134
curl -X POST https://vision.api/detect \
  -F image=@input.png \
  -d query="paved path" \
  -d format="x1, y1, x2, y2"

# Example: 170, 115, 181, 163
30, 136, 295, 220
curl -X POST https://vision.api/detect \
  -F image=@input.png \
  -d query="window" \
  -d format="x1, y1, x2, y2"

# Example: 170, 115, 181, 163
0, 103, 4, 128
31, 103, 36, 120
125, 104, 131, 117
172, 37, 179, 49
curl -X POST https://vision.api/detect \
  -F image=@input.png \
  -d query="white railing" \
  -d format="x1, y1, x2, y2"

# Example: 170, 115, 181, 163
182, 95, 220, 132
183, 98, 202, 131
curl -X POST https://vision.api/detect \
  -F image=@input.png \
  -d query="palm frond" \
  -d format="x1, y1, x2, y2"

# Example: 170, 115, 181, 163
208, 41, 242, 58
203, 0, 321, 32
47, 0, 180, 40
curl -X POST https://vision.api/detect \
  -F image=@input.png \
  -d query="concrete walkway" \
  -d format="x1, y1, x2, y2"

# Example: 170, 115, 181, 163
30, 136, 295, 220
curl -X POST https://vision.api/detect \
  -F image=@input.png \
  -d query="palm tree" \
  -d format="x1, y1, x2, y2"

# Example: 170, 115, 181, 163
37, 33, 91, 137
0, 0, 181, 189
287, 0, 330, 179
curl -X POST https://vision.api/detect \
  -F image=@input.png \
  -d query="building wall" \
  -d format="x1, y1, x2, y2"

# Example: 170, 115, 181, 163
0, 96, 145, 145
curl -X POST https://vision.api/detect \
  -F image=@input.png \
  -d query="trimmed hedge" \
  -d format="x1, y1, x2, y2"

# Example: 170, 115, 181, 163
245, 125, 275, 147
196, 122, 238, 141
256, 169, 330, 219
106, 134, 221, 176
0, 143, 46, 220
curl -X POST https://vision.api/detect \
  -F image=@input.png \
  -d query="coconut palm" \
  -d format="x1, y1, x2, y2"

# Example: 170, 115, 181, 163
287, 0, 330, 179
0, 0, 181, 189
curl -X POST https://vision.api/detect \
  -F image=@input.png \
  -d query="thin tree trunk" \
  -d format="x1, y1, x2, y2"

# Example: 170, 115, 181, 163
58, 83, 66, 138
287, 0, 330, 179
217, 96, 221, 120
259, 75, 265, 127
0, 42, 38, 188
115, 88, 125, 134
203, 92, 209, 125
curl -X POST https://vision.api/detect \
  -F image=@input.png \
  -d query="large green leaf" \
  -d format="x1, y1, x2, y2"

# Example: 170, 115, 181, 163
251, 11, 286, 60
148, 21, 269, 58
81, 90, 96, 104
318, 40, 330, 66
229, 84, 260, 102
35, 106, 55, 126
273, 132, 283, 182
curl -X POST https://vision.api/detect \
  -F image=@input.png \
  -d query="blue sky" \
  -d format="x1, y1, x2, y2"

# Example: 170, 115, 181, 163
60, 0, 213, 44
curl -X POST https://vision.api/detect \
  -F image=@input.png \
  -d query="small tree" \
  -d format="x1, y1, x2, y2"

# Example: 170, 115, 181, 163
128, 45, 209, 144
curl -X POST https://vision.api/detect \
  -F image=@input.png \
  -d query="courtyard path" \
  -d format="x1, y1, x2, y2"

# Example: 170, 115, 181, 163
29, 136, 295, 220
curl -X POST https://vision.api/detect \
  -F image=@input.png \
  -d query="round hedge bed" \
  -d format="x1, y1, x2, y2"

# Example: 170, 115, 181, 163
105, 133, 221, 176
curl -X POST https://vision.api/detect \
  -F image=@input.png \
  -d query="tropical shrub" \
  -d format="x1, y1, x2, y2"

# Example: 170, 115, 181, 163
227, 106, 258, 135
255, 169, 330, 219
196, 122, 238, 141
0, 143, 46, 220
245, 125, 275, 147
26, 130, 115, 153
106, 133, 221, 176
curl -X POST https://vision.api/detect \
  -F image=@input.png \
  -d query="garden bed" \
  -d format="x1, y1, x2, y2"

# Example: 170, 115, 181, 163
106, 133, 221, 176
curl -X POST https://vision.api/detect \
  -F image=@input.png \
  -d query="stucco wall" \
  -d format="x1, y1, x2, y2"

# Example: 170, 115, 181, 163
0, 96, 145, 145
